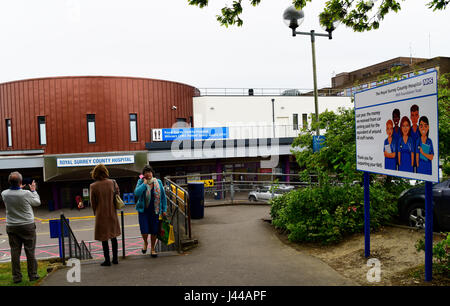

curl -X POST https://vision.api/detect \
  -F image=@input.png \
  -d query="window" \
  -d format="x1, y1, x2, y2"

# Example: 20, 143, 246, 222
38, 116, 46, 145
87, 114, 96, 143
302, 113, 308, 129
5, 119, 12, 147
130, 114, 138, 142
293, 114, 298, 130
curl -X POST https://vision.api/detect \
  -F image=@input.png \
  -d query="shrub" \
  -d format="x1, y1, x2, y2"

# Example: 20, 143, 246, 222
416, 233, 450, 275
270, 182, 399, 245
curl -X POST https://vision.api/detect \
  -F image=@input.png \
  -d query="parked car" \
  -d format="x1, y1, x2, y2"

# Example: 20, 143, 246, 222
397, 179, 450, 231
248, 185, 294, 202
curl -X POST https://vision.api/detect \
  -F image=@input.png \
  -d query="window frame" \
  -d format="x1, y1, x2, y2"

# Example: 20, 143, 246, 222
293, 114, 299, 130
129, 113, 138, 142
38, 116, 47, 146
87, 114, 96, 143
5, 119, 12, 147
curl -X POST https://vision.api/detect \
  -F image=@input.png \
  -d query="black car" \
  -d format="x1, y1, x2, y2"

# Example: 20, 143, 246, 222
397, 179, 450, 231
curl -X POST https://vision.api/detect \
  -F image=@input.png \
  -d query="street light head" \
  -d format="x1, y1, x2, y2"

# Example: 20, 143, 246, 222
319, 12, 339, 39
325, 22, 338, 39
283, 6, 304, 31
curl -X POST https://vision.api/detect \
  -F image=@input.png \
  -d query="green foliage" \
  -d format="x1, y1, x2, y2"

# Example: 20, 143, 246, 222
438, 73, 450, 176
270, 182, 400, 244
416, 233, 450, 275
292, 107, 361, 184
188, 1, 448, 32
272, 105, 411, 244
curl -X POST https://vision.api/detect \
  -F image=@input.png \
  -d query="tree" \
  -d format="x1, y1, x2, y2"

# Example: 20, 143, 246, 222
438, 73, 450, 176
291, 108, 361, 184
187, 0, 448, 31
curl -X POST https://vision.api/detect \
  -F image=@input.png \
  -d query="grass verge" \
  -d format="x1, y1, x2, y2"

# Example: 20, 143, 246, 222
0, 260, 50, 286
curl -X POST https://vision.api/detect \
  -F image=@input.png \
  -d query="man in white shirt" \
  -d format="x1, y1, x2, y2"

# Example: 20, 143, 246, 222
1, 171, 41, 283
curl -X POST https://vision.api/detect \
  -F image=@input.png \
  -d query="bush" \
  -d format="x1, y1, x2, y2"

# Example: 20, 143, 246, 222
416, 233, 450, 275
270, 182, 399, 245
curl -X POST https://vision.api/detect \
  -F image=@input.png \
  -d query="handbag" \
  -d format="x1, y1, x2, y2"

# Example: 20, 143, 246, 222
113, 180, 125, 210
158, 215, 175, 245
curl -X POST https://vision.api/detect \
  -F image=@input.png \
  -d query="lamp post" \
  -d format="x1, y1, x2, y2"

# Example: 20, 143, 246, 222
283, 6, 336, 136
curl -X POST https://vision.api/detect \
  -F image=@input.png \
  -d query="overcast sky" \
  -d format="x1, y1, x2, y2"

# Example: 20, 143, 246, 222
0, 0, 448, 90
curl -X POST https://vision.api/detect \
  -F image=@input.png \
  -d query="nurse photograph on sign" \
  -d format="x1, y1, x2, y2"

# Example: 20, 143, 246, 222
383, 120, 396, 170
416, 116, 434, 175
397, 116, 414, 173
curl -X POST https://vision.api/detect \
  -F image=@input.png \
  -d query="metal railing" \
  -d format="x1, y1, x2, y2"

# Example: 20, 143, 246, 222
166, 172, 316, 205
197, 88, 342, 96
164, 178, 191, 243
60, 214, 93, 264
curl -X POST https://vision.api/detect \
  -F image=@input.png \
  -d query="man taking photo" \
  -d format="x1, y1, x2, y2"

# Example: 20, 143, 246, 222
1, 171, 41, 283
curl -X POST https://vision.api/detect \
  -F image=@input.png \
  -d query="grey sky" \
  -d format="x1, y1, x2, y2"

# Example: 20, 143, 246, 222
0, 0, 448, 90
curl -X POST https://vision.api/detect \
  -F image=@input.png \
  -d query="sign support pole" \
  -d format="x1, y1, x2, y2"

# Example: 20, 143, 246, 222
425, 181, 433, 281
364, 172, 370, 258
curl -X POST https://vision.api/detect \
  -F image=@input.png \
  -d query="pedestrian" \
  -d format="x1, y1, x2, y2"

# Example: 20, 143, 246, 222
75, 195, 84, 210
1, 171, 41, 283
134, 165, 167, 258
89, 164, 121, 266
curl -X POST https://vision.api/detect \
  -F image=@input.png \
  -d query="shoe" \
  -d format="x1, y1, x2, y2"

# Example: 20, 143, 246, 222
101, 261, 111, 266
13, 279, 22, 284
151, 251, 158, 258
141, 248, 147, 254
29, 276, 40, 282
112, 259, 119, 265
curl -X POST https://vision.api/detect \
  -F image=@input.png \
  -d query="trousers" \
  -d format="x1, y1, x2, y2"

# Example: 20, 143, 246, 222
6, 223, 38, 282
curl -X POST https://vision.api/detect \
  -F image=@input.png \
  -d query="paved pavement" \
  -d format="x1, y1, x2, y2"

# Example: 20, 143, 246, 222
39, 205, 357, 286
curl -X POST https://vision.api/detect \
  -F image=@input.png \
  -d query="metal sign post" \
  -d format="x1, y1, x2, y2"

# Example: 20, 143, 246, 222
364, 172, 370, 258
425, 182, 433, 281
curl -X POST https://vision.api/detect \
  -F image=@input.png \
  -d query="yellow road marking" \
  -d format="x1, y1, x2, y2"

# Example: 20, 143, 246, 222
38, 212, 138, 223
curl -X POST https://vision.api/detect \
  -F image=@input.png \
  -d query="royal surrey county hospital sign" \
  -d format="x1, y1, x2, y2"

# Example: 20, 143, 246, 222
57, 155, 135, 168
354, 70, 439, 183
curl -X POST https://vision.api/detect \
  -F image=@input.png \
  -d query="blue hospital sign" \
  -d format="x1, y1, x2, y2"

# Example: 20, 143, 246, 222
152, 127, 229, 141
354, 71, 439, 182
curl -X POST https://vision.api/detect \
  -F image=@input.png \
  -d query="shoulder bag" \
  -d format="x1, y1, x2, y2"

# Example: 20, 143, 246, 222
112, 179, 125, 210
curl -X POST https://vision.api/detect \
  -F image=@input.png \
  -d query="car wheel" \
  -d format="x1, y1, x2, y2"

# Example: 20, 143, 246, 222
249, 195, 256, 202
407, 203, 426, 229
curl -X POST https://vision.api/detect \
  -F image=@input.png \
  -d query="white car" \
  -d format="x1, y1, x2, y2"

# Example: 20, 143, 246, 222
248, 185, 294, 202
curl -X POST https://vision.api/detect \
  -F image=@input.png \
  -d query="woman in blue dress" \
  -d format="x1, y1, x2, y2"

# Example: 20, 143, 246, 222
383, 120, 396, 170
397, 116, 414, 173
416, 116, 434, 175
134, 165, 167, 257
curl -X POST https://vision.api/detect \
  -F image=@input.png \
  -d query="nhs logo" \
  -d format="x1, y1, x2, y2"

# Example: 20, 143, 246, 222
423, 77, 433, 86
